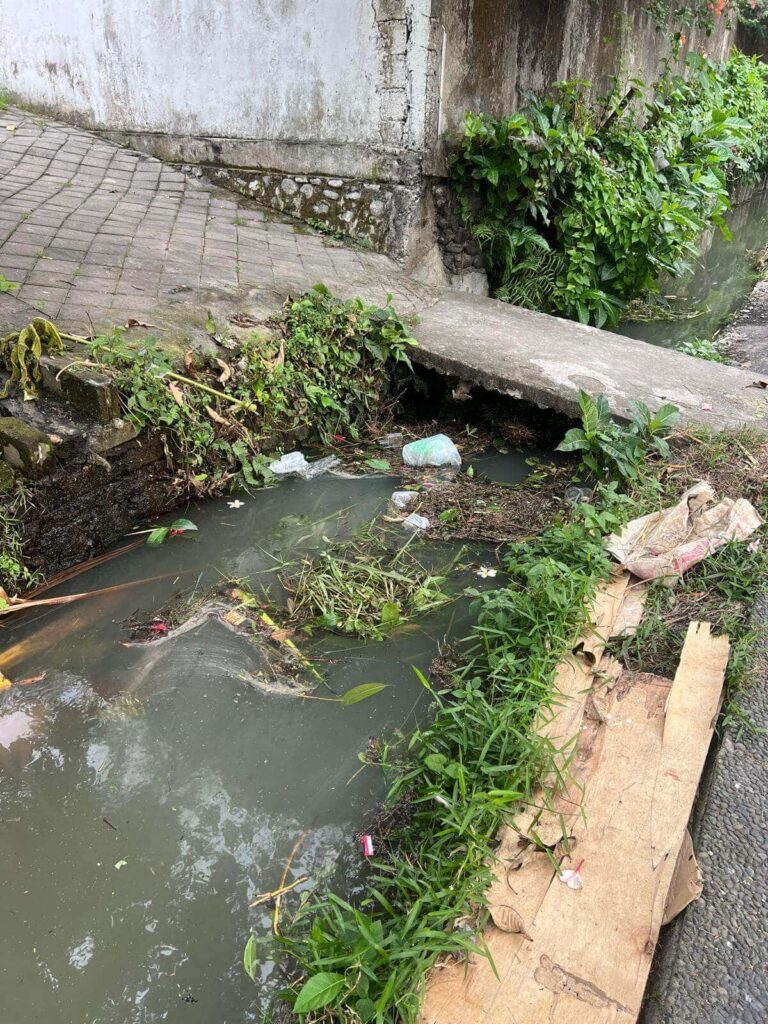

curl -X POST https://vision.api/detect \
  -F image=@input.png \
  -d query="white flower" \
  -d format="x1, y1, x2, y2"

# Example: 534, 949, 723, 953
748, 539, 760, 553
476, 566, 498, 578
228, 499, 245, 509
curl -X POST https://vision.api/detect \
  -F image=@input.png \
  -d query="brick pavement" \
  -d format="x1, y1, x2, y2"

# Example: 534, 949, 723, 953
0, 107, 435, 336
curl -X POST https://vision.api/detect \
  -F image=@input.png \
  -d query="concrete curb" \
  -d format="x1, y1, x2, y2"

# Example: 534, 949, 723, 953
643, 592, 768, 1024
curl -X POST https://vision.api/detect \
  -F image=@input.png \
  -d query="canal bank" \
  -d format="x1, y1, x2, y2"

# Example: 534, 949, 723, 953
1, 107, 767, 1024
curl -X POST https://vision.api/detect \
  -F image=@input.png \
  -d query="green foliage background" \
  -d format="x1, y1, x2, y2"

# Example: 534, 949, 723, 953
450, 52, 768, 327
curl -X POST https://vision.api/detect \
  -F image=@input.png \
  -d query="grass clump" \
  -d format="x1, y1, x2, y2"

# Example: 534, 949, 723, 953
451, 51, 768, 327
280, 528, 455, 641
270, 504, 617, 1021
0, 480, 37, 598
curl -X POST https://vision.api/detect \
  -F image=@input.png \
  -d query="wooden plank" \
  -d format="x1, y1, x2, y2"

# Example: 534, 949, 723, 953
480, 671, 671, 1024
423, 620, 729, 1024
662, 830, 703, 927
650, 621, 730, 872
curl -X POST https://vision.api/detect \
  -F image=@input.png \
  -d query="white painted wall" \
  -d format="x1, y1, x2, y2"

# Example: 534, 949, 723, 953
0, 0, 405, 148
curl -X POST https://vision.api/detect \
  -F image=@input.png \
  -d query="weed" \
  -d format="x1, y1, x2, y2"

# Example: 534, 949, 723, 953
556, 390, 679, 482
0, 90, 7, 110
0, 481, 37, 597
680, 336, 729, 362
452, 52, 768, 326
270, 503, 618, 1021
82, 286, 415, 494
305, 218, 346, 242
0, 273, 17, 294
608, 537, 768, 727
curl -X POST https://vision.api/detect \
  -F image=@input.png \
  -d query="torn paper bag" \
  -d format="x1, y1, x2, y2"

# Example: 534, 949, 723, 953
606, 481, 762, 583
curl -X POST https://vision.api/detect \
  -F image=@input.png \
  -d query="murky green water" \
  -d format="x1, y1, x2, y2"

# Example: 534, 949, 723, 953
0, 453, 529, 1023
619, 187, 768, 350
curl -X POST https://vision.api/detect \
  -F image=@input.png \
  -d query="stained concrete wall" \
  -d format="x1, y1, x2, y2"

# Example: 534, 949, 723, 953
428, 0, 741, 170
0, 0, 758, 263
0, 0, 434, 181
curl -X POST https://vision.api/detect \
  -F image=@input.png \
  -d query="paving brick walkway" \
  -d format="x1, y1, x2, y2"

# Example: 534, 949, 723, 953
0, 107, 434, 336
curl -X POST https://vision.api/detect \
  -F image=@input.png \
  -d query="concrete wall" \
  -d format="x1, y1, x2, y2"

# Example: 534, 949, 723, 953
428, 0, 740, 170
0, 0, 758, 264
0, 0, 434, 181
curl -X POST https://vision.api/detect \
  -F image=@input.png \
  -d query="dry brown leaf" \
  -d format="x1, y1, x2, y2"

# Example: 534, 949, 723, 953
270, 627, 294, 643
16, 672, 47, 687
215, 358, 232, 384
124, 318, 157, 330
490, 903, 532, 939
206, 405, 228, 425
265, 340, 285, 372
168, 381, 185, 407
184, 350, 197, 375
223, 609, 247, 627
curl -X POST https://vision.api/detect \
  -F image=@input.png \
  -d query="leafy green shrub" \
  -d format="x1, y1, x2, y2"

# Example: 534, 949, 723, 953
88, 286, 415, 493
451, 52, 768, 327
736, 0, 768, 33
680, 336, 729, 361
556, 391, 679, 481
251, 284, 415, 443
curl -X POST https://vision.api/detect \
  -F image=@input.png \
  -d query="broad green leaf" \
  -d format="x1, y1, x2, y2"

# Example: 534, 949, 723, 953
556, 428, 588, 453
293, 972, 345, 1014
171, 518, 198, 532
365, 458, 391, 472
243, 934, 258, 982
380, 601, 400, 627
146, 527, 170, 547
424, 753, 448, 773
355, 997, 376, 1023
341, 683, 390, 707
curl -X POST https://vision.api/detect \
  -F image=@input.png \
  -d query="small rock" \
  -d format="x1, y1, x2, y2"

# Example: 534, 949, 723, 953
403, 513, 430, 533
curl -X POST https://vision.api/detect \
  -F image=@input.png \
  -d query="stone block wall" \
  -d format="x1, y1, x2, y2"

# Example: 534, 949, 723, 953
204, 166, 421, 258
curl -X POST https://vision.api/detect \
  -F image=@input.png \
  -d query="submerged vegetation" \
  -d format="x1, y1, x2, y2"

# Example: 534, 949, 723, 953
279, 527, 456, 642
451, 51, 768, 326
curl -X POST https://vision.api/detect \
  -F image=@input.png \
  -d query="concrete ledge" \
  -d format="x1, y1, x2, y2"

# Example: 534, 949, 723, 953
39, 354, 121, 424
411, 292, 768, 431
0, 416, 55, 478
